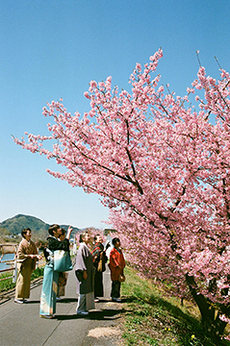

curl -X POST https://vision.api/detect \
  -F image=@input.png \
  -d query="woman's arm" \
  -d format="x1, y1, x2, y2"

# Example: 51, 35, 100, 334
109, 249, 120, 268
66, 226, 73, 240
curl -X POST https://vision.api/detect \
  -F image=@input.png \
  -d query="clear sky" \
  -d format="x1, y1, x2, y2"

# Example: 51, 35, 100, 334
1, 0, 230, 229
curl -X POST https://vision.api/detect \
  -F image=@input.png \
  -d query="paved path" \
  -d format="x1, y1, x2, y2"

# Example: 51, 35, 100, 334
0, 268, 124, 346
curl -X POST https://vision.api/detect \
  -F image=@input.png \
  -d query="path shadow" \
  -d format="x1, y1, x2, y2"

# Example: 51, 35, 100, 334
57, 298, 78, 303
55, 314, 82, 320
94, 298, 110, 303
24, 300, 40, 304
55, 308, 129, 321
14, 297, 78, 305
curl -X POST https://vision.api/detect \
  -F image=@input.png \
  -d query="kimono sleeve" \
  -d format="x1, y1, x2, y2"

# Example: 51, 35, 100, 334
75, 245, 87, 271
48, 238, 70, 251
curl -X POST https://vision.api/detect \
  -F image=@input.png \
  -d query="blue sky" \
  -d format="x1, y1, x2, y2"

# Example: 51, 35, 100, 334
1, 0, 230, 229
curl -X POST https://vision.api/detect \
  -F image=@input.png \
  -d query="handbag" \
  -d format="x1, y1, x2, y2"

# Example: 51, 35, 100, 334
53, 250, 73, 272
119, 273, 126, 283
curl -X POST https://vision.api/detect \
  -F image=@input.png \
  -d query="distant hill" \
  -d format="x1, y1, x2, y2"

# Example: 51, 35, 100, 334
0, 214, 81, 241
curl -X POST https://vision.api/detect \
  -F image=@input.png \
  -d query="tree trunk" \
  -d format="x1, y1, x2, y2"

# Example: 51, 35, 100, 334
185, 274, 228, 345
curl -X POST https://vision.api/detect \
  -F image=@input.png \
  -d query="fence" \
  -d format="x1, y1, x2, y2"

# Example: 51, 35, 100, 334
0, 243, 46, 283
0, 243, 18, 283
0, 243, 76, 284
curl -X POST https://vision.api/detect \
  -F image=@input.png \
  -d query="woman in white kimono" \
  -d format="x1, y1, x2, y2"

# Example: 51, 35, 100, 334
14, 228, 42, 304
75, 231, 95, 315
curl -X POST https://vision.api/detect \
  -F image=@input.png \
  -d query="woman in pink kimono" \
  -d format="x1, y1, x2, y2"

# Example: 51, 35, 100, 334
14, 228, 42, 304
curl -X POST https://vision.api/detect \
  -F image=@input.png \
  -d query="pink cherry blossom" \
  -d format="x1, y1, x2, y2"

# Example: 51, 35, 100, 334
13, 50, 230, 342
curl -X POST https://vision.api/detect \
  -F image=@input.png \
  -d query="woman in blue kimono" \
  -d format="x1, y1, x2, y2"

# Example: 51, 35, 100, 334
40, 224, 72, 319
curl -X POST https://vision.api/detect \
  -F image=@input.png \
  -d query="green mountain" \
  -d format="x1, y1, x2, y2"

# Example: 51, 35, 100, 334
0, 214, 81, 242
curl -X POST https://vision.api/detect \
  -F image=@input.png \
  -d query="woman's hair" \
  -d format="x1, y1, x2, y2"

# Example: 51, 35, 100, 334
21, 228, 31, 238
58, 228, 66, 239
112, 237, 120, 246
94, 234, 100, 242
79, 231, 89, 243
48, 224, 60, 236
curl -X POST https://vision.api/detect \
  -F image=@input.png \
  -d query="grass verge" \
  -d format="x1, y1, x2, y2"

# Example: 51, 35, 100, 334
0, 267, 44, 293
121, 266, 228, 346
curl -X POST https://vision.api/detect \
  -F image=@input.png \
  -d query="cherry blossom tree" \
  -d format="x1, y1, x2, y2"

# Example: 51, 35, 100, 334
14, 49, 230, 343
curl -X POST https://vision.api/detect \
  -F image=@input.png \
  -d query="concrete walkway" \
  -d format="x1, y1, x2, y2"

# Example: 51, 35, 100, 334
0, 268, 125, 346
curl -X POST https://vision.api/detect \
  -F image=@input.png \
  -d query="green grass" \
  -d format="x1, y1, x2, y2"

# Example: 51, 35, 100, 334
0, 271, 15, 292
121, 267, 227, 346
31, 266, 44, 280
0, 267, 44, 293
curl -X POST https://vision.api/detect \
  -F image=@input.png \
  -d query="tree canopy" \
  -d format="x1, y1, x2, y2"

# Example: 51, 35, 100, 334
14, 49, 230, 342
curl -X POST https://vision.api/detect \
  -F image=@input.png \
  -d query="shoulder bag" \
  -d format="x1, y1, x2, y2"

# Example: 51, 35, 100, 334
97, 258, 103, 272
53, 250, 73, 272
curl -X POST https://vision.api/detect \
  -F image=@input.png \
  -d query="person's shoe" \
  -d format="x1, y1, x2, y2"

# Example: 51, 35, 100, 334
40, 314, 54, 319
77, 311, 89, 315
94, 298, 99, 302
56, 297, 61, 301
14, 299, 24, 304
23, 299, 28, 303
112, 298, 121, 302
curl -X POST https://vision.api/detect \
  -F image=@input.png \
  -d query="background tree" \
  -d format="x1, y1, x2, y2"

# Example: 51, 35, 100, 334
14, 49, 230, 343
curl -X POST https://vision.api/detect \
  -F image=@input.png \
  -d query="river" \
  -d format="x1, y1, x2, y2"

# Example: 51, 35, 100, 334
0, 253, 15, 271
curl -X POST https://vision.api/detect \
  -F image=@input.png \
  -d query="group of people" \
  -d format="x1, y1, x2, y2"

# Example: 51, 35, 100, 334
14, 225, 126, 319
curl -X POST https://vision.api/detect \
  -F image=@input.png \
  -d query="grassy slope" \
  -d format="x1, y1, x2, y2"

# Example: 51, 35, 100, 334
121, 267, 230, 346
